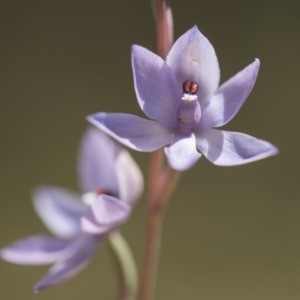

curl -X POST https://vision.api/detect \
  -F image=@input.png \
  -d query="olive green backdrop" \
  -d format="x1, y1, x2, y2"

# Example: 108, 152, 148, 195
0, 0, 299, 299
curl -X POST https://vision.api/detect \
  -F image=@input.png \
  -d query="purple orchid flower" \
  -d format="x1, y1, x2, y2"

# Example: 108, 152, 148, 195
88, 26, 278, 171
1, 127, 143, 291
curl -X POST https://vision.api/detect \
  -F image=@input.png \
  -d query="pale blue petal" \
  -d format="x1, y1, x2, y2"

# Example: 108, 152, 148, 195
164, 133, 202, 171
87, 113, 172, 152
33, 186, 86, 239
166, 26, 220, 105
132, 45, 180, 128
196, 129, 278, 166
114, 149, 144, 206
197, 59, 260, 131
1, 235, 68, 265
34, 234, 100, 292
78, 127, 120, 196
81, 195, 131, 235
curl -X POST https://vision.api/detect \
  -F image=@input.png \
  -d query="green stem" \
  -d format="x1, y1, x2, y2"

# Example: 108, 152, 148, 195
108, 230, 139, 300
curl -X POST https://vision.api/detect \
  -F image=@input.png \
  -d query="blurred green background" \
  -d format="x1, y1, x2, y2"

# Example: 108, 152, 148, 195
0, 0, 299, 299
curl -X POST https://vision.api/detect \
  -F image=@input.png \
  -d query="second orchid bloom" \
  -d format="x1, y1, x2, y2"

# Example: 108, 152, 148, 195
1, 127, 143, 291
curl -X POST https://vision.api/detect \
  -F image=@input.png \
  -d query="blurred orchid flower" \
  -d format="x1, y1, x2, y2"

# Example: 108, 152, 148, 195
1, 127, 143, 291
88, 26, 278, 171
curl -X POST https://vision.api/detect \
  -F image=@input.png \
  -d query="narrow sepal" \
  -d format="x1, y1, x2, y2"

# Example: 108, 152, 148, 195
1, 235, 69, 265
197, 59, 260, 131
87, 113, 172, 152
114, 149, 144, 206
78, 127, 120, 195
34, 234, 99, 292
132, 45, 179, 128
196, 129, 278, 166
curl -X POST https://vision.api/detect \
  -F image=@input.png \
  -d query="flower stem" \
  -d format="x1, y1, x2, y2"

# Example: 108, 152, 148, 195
155, 0, 173, 59
137, 208, 162, 300
108, 230, 139, 300
148, 149, 164, 205
138, 164, 180, 300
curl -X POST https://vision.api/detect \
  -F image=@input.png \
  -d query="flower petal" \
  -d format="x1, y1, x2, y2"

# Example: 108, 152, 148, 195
78, 126, 120, 196
197, 59, 260, 131
1, 235, 69, 265
34, 234, 100, 292
81, 195, 131, 235
166, 26, 220, 105
196, 129, 278, 166
33, 186, 86, 239
87, 113, 172, 152
131, 45, 179, 128
114, 149, 144, 206
164, 133, 202, 171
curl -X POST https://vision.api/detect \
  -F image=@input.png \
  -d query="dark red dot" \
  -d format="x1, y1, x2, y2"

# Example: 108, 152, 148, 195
182, 80, 198, 94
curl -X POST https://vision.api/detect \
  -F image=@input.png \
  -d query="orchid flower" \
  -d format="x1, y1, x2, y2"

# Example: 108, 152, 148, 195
88, 26, 278, 171
1, 127, 143, 291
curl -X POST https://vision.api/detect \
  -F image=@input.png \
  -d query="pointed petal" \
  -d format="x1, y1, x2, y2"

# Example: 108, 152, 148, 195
164, 133, 202, 171
87, 113, 172, 152
34, 234, 99, 291
78, 127, 143, 205
1, 235, 69, 265
197, 59, 260, 131
131, 45, 179, 128
196, 129, 278, 166
114, 149, 144, 206
81, 195, 131, 235
33, 186, 86, 239
78, 126, 120, 195
166, 26, 220, 104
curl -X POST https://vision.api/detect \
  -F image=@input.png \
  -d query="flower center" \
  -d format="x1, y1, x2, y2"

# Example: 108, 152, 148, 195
175, 80, 201, 129
82, 188, 115, 206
